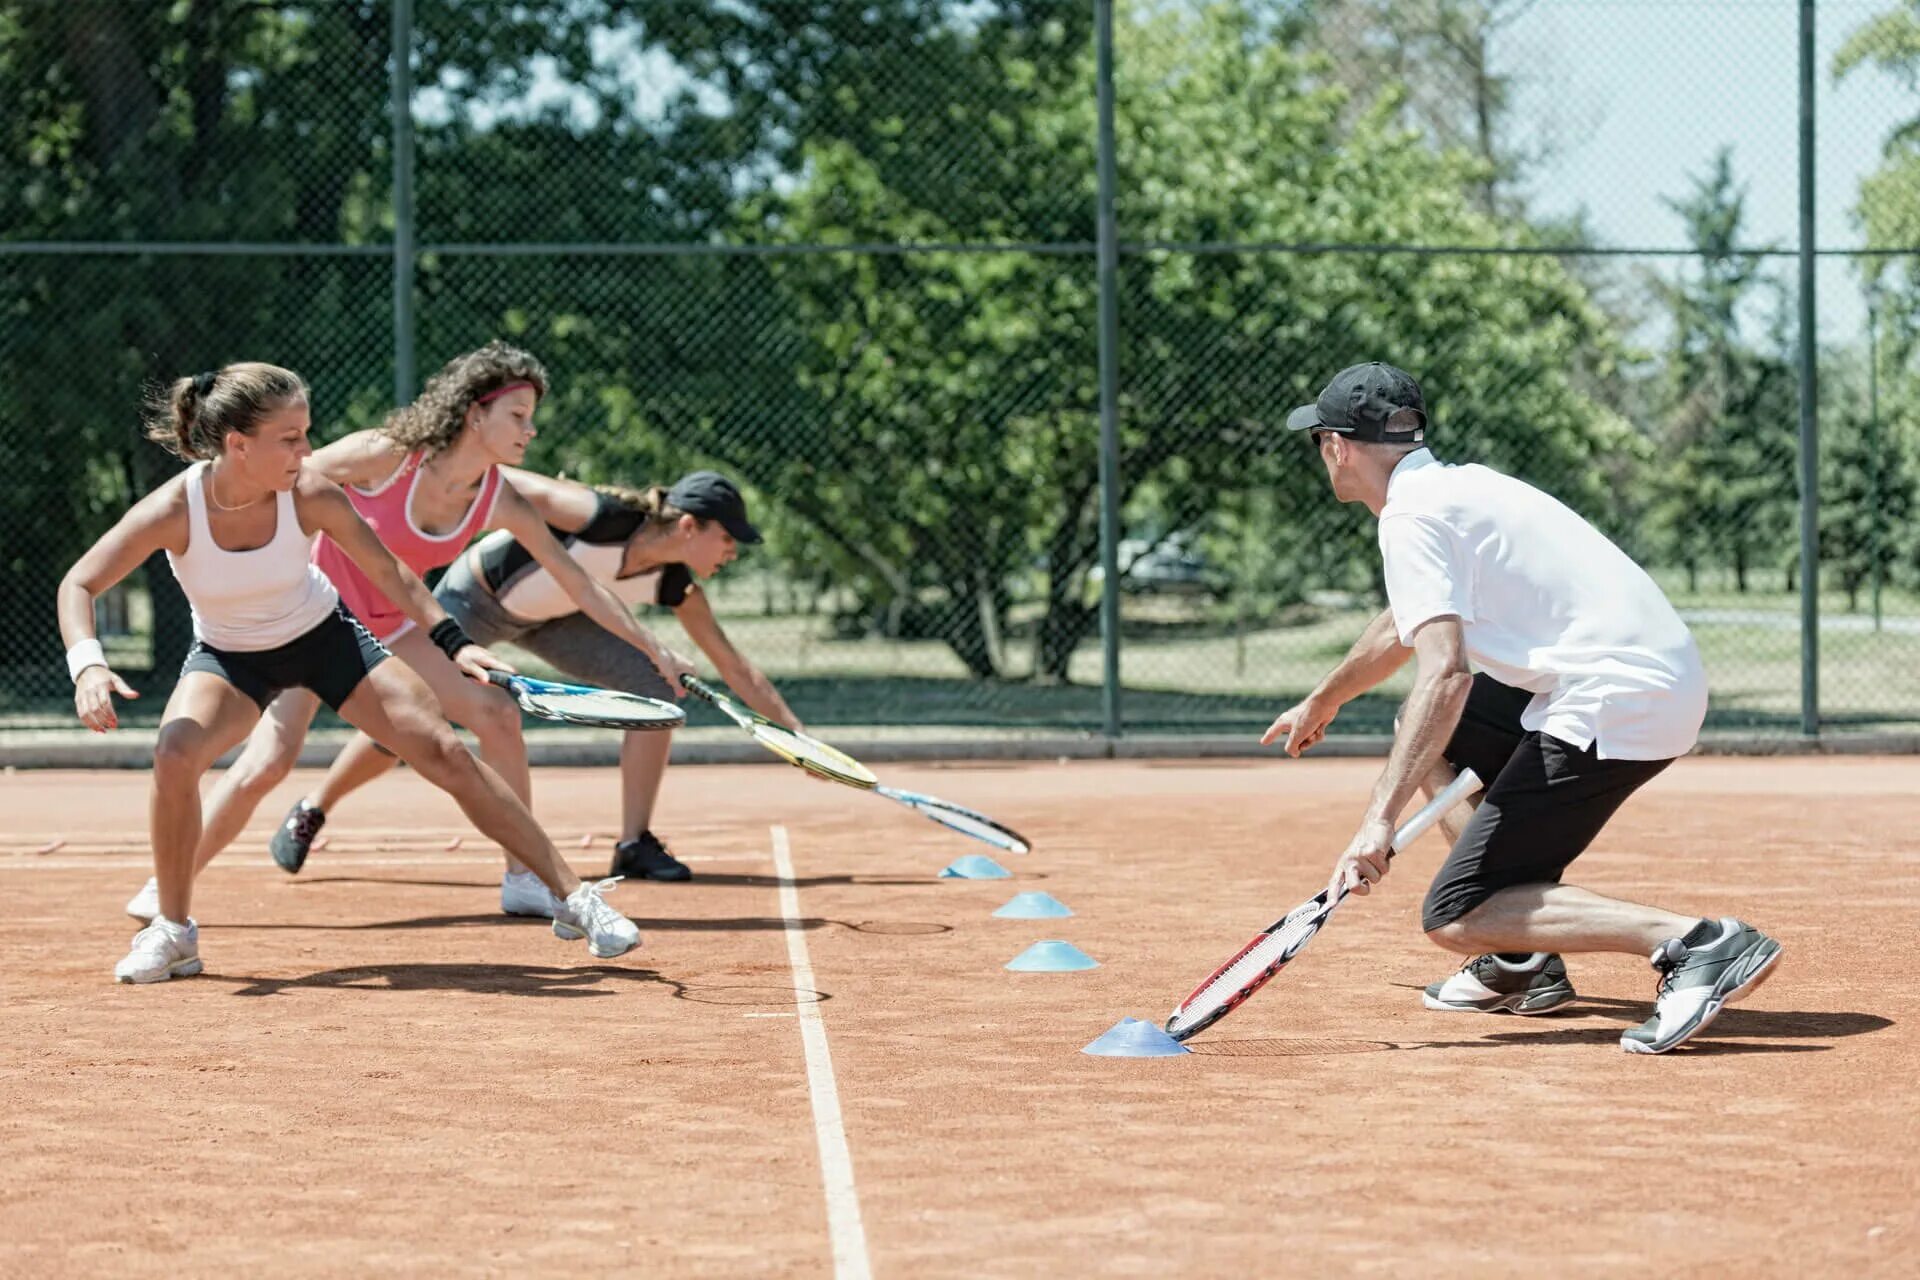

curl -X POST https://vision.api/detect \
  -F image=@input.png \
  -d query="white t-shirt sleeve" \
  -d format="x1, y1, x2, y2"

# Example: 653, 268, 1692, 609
1378, 513, 1474, 644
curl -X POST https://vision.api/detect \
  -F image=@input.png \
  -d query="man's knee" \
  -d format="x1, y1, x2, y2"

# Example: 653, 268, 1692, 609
1424, 919, 1480, 954
1422, 884, 1486, 950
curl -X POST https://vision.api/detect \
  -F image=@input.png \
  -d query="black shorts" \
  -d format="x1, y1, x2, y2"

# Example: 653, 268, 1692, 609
1422, 673, 1674, 932
179, 604, 390, 713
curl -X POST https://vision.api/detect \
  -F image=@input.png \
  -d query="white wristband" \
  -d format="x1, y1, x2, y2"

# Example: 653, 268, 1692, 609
66, 639, 108, 683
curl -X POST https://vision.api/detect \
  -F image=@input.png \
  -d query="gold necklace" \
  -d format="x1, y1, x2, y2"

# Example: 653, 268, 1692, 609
206, 466, 266, 513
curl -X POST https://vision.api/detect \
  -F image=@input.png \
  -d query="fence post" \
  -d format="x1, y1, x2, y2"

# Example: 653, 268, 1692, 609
1094, 0, 1123, 738
392, 0, 417, 403
1868, 286, 1882, 630
1796, 0, 1818, 737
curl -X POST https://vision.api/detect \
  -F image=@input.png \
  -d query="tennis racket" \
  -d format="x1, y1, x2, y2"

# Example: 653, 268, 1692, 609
1163, 766, 1482, 1042
486, 671, 685, 731
874, 786, 1032, 855
680, 674, 878, 788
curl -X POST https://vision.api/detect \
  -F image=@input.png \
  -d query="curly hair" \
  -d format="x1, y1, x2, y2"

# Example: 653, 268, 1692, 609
144, 362, 308, 461
379, 341, 549, 455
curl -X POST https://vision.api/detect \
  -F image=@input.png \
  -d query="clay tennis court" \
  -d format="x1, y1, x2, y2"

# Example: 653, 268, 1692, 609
1, 755, 1913, 1277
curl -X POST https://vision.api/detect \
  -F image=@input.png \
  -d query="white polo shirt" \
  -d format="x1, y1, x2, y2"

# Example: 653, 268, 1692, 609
1376, 449, 1707, 761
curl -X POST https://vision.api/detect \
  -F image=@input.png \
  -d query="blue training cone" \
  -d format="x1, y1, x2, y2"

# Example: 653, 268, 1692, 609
993, 891, 1074, 919
1082, 1017, 1191, 1058
940, 854, 1012, 880
1005, 940, 1098, 972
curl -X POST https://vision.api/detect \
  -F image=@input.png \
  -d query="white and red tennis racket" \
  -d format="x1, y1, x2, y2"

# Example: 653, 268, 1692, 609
1163, 767, 1483, 1042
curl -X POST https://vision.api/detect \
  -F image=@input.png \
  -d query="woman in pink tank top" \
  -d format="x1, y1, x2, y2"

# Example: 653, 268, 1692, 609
139, 343, 690, 926
309, 444, 504, 642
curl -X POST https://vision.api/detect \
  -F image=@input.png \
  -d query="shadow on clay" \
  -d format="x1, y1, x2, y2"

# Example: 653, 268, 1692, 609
207, 911, 951, 936
204, 962, 681, 999
203, 963, 836, 1008
1186, 1000, 1891, 1058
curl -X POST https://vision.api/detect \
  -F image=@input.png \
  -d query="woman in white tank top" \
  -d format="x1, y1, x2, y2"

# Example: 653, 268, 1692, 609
166, 455, 339, 650
57, 362, 639, 984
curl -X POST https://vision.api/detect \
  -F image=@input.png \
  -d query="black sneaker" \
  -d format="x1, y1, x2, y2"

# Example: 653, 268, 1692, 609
1621, 918, 1783, 1055
270, 800, 326, 874
610, 831, 691, 883
1422, 953, 1577, 1015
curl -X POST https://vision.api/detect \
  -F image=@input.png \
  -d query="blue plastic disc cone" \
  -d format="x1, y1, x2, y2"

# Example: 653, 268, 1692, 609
939, 854, 1012, 880
993, 891, 1074, 919
1081, 1017, 1191, 1058
1005, 940, 1098, 972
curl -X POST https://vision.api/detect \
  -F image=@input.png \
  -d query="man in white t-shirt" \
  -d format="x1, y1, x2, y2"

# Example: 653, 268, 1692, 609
1266, 362, 1781, 1054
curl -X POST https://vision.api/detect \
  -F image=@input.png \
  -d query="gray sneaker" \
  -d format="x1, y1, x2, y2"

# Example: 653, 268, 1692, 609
270, 800, 326, 874
1423, 953, 1576, 1015
1621, 918, 1783, 1055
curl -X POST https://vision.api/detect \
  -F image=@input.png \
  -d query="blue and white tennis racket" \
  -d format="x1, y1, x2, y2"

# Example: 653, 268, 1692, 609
875, 786, 1031, 855
487, 671, 684, 731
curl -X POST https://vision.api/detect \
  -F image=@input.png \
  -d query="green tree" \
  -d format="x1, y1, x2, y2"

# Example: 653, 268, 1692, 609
1821, 340, 1915, 614
1836, 4, 1920, 597
738, 1, 1634, 681
4, 0, 1640, 708
0, 0, 633, 697
1645, 149, 1799, 593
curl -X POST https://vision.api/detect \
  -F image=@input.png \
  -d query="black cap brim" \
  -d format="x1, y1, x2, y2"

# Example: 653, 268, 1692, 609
723, 515, 763, 545
1285, 403, 1324, 432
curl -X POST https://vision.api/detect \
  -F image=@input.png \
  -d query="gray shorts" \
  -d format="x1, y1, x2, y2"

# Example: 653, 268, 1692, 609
436, 552, 674, 701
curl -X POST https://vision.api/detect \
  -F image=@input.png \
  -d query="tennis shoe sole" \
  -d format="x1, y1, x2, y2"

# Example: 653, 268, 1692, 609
116, 956, 203, 985
1421, 985, 1576, 1015
1622, 939, 1783, 1055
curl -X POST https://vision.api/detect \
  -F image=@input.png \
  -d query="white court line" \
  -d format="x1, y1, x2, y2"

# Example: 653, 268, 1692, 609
770, 824, 873, 1280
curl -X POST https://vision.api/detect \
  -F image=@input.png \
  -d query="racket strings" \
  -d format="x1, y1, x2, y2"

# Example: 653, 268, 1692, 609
1178, 914, 1324, 1024
525, 689, 679, 726
909, 803, 1028, 853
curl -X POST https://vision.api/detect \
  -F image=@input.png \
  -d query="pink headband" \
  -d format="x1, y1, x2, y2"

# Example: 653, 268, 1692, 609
474, 381, 537, 405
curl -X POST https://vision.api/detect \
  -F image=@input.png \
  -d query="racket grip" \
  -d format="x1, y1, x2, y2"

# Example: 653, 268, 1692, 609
484, 670, 514, 690
1388, 766, 1482, 856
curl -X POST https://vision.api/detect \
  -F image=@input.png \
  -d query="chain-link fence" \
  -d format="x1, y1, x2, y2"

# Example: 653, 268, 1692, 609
4, 0, 1917, 742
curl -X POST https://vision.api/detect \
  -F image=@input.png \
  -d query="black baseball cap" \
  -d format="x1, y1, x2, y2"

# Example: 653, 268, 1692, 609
1286, 362, 1429, 444
667, 471, 762, 544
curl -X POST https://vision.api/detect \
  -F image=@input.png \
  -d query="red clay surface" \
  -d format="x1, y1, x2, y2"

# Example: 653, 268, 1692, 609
1, 756, 1914, 1277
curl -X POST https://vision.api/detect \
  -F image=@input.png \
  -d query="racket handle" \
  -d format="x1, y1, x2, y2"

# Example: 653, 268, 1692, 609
1328, 766, 1482, 906
1388, 765, 1482, 856
484, 670, 515, 691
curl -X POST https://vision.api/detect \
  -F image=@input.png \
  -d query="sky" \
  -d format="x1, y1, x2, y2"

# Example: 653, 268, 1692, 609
1505, 0, 1909, 337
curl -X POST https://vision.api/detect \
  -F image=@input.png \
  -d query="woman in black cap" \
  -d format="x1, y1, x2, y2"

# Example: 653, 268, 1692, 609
258, 467, 804, 887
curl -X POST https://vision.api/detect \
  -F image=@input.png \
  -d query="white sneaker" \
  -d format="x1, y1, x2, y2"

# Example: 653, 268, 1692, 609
125, 876, 160, 923
552, 877, 641, 958
114, 916, 202, 984
501, 870, 564, 919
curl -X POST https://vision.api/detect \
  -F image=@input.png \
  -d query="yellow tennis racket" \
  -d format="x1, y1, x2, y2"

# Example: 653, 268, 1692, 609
680, 675, 877, 788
